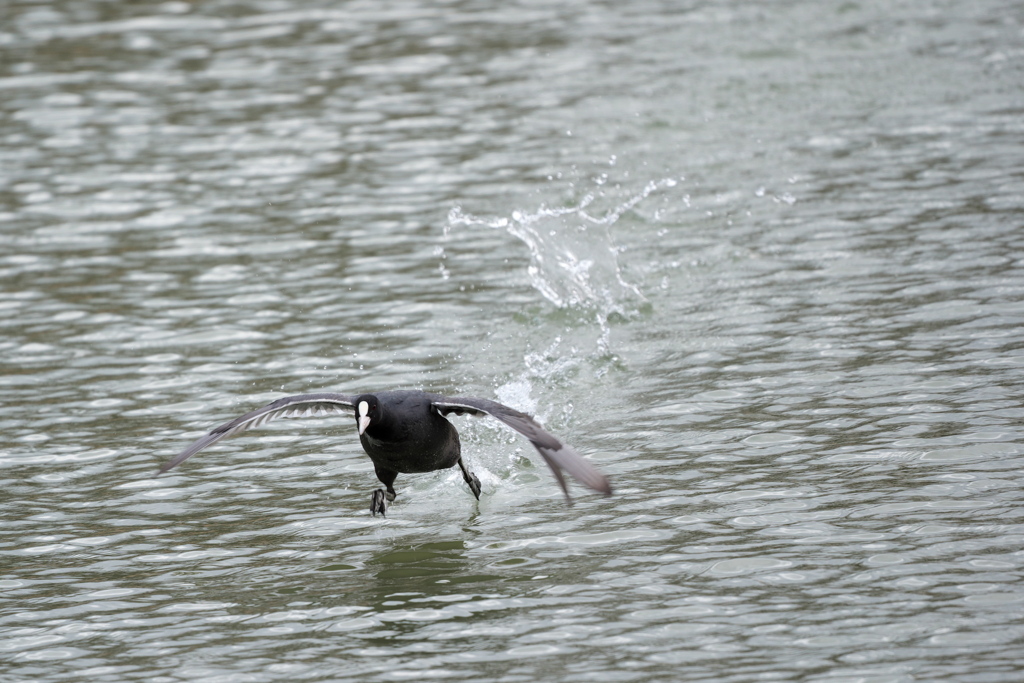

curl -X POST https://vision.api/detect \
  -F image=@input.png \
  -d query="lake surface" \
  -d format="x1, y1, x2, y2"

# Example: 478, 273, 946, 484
2, 0, 1023, 681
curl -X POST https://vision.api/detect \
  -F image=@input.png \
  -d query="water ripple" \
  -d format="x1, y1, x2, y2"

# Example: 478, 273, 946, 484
2, 0, 1024, 681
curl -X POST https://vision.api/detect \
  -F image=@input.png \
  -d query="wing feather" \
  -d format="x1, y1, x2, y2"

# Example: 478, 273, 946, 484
432, 396, 612, 501
158, 393, 356, 474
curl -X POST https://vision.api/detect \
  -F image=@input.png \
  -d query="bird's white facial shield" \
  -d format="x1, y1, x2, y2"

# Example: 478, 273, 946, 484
357, 400, 371, 435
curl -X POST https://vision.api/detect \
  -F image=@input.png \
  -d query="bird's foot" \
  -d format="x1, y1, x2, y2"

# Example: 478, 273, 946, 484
457, 458, 482, 501
370, 489, 387, 516
467, 472, 482, 501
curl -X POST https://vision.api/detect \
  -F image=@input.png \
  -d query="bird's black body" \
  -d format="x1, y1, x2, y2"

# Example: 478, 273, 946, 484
159, 389, 611, 515
356, 392, 461, 473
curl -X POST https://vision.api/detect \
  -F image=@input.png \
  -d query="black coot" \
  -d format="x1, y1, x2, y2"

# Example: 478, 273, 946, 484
159, 390, 612, 515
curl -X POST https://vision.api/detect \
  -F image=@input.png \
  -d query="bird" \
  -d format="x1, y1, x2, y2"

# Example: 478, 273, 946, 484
158, 389, 612, 515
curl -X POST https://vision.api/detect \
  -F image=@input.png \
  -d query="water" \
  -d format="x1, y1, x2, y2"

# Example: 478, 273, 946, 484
3, 0, 1024, 680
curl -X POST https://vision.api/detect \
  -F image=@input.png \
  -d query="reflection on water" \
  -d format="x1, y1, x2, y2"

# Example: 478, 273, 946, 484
3, 0, 1024, 681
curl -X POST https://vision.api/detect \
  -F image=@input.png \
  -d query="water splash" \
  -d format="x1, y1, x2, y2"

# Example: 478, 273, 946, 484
447, 177, 679, 351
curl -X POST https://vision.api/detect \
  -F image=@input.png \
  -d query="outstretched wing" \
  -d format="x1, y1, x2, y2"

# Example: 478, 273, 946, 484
432, 396, 612, 502
158, 393, 357, 474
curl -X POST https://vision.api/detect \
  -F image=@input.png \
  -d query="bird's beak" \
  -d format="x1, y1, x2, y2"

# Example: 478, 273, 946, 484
358, 415, 370, 435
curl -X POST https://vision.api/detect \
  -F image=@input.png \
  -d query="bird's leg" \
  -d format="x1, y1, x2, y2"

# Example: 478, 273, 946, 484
457, 457, 482, 500
371, 467, 398, 516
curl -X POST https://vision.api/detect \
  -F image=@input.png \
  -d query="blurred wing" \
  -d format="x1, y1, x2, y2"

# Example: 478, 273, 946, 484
158, 393, 357, 474
432, 396, 612, 502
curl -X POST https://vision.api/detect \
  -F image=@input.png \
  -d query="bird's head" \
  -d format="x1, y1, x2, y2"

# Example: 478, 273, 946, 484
355, 394, 379, 435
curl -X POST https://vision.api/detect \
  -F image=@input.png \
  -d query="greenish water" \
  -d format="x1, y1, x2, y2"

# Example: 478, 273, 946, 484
2, 1, 1024, 681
